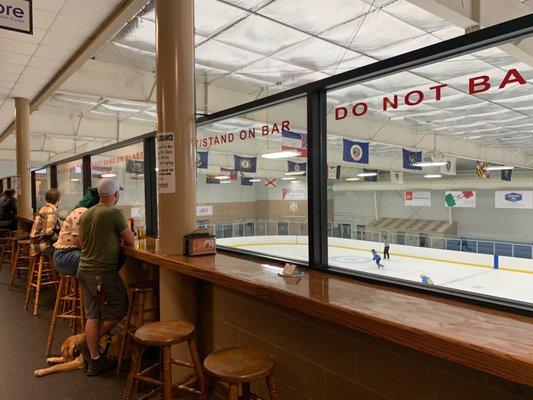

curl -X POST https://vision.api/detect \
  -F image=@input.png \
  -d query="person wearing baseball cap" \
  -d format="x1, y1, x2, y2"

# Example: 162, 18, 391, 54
75, 178, 134, 376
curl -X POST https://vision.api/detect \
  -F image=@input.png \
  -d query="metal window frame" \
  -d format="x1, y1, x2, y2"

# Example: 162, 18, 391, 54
143, 136, 158, 236
31, 170, 36, 213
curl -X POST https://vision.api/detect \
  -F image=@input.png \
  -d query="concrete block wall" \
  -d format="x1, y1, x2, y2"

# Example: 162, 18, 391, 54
197, 283, 533, 400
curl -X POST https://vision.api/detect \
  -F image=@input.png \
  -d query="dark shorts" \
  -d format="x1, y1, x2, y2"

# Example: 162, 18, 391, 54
53, 248, 81, 276
76, 269, 128, 321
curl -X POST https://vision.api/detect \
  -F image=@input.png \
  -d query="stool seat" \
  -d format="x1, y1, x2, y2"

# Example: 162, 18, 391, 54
134, 321, 194, 347
128, 280, 157, 292
204, 347, 274, 384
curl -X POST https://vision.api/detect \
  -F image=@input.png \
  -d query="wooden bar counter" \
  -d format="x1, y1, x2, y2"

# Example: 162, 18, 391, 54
124, 237, 533, 392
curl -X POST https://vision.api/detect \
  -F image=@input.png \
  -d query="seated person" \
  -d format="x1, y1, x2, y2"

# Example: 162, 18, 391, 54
30, 189, 61, 257
0, 189, 17, 230
54, 188, 100, 276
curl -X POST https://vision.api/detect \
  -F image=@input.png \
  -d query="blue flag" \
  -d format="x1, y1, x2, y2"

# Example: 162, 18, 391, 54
234, 155, 257, 173
402, 149, 422, 170
342, 139, 369, 164
501, 169, 513, 181
288, 161, 306, 175
197, 151, 208, 169
241, 177, 254, 186
364, 169, 378, 182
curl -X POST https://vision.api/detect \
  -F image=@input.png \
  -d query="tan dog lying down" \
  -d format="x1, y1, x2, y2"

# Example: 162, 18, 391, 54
34, 334, 114, 377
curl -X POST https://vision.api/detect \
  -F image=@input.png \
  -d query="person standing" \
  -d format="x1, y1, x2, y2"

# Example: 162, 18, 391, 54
383, 236, 390, 259
76, 178, 134, 376
53, 188, 99, 276
0, 189, 18, 231
371, 249, 384, 269
29, 189, 61, 257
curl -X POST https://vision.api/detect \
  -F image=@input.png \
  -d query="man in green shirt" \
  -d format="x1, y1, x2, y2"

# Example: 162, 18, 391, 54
76, 178, 134, 376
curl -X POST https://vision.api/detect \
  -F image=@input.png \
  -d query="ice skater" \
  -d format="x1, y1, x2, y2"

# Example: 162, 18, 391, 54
371, 249, 384, 269
420, 274, 433, 285
383, 236, 390, 259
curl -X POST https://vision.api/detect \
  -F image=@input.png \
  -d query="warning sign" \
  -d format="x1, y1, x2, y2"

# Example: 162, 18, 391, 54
157, 132, 175, 194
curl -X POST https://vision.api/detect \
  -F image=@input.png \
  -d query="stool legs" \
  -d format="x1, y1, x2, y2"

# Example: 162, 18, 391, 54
242, 383, 252, 400
46, 276, 65, 356
23, 257, 35, 310
123, 344, 143, 400
162, 345, 172, 400
266, 376, 277, 400
188, 337, 207, 400
33, 256, 44, 316
229, 384, 239, 400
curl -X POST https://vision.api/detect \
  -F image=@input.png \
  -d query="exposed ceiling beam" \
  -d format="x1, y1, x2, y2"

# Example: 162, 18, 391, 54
0, 0, 150, 144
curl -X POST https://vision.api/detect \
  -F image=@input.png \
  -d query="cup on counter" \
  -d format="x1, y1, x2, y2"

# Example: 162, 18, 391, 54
135, 225, 147, 239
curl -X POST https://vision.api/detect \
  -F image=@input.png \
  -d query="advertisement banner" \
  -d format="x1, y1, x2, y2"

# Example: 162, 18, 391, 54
495, 191, 533, 209
282, 187, 306, 200
404, 191, 431, 207
196, 205, 213, 216
0, 0, 32, 34
445, 191, 476, 208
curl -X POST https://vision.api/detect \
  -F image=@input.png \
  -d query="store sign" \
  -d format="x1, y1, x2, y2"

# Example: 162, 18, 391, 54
404, 191, 431, 207
0, 0, 32, 34
495, 191, 533, 209
157, 132, 175, 194
196, 205, 213, 216
445, 191, 476, 208
282, 187, 306, 200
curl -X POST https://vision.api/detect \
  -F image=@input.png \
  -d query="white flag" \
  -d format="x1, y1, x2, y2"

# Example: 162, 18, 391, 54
438, 157, 456, 175
390, 171, 404, 184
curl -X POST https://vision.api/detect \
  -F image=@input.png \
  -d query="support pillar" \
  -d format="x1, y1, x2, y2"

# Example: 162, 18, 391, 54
15, 98, 32, 220
373, 190, 380, 221
155, 0, 197, 380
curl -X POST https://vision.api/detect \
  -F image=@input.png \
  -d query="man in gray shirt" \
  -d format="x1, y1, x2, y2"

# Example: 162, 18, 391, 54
383, 237, 390, 259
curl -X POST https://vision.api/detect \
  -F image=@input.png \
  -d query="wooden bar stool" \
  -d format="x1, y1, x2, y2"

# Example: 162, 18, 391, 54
24, 252, 59, 316
1, 231, 28, 277
204, 347, 276, 400
9, 239, 31, 289
0, 228, 11, 273
123, 321, 207, 400
45, 274, 85, 356
116, 280, 159, 373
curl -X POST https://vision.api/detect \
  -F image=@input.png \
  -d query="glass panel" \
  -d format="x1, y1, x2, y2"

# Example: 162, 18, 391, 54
34, 168, 50, 210
57, 160, 83, 218
196, 99, 308, 262
327, 42, 533, 305
91, 142, 146, 225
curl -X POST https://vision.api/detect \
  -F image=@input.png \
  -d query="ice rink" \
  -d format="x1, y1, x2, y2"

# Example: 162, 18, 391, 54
218, 237, 533, 304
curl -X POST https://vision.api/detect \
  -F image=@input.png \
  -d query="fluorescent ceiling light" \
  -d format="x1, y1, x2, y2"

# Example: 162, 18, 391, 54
249, 179, 261, 182
285, 171, 305, 176
281, 177, 295, 181
357, 172, 377, 177
101, 173, 116, 178
261, 150, 301, 159
345, 177, 360, 181
101, 103, 142, 113
467, 135, 483, 140
70, 178, 80, 182
214, 176, 230, 180
412, 161, 447, 167
220, 180, 232, 184
486, 165, 514, 171
424, 174, 442, 179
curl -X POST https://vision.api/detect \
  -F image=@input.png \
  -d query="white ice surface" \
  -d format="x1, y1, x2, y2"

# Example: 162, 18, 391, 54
232, 243, 533, 304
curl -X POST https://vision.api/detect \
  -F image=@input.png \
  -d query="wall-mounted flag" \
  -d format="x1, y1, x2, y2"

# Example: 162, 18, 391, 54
327, 165, 341, 180
220, 167, 237, 181
288, 161, 307, 175
234, 155, 257, 173
390, 171, 404, 184
282, 130, 307, 157
342, 139, 369, 164
402, 149, 422, 170
363, 169, 378, 182
501, 169, 513, 181
439, 156, 456, 175
264, 178, 277, 187
241, 177, 254, 186
206, 175, 220, 184
475, 161, 490, 179
197, 151, 208, 169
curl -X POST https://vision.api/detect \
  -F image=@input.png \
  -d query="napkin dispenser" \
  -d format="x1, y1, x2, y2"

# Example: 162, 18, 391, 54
184, 228, 216, 256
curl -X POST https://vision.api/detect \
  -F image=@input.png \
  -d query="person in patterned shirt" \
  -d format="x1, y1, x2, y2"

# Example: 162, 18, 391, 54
29, 189, 61, 257
53, 188, 100, 276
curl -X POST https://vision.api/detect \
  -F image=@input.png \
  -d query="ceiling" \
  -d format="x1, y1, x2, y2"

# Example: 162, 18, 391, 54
0, 0, 532, 177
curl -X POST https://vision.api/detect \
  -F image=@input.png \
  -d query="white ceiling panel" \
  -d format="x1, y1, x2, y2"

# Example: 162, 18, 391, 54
0, 39, 38, 56
33, 9, 59, 30
50, 15, 101, 37
382, 0, 452, 32
33, 0, 66, 13
60, 0, 122, 22
196, 40, 263, 71
196, 0, 250, 37
0, 51, 32, 66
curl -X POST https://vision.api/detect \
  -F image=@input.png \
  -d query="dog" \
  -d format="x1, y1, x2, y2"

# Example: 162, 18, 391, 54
34, 334, 118, 377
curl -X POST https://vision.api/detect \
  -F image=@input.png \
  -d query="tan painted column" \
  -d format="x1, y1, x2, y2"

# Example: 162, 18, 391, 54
15, 97, 32, 219
155, 0, 198, 379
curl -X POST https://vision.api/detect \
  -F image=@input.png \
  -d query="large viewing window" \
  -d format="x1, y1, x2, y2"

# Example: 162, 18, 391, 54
35, 168, 50, 210
197, 100, 309, 262
57, 160, 83, 218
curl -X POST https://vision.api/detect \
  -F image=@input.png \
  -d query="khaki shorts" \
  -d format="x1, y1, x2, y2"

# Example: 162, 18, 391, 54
77, 269, 128, 321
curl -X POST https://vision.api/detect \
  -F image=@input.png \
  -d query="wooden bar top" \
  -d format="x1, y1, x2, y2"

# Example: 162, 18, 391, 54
124, 238, 533, 387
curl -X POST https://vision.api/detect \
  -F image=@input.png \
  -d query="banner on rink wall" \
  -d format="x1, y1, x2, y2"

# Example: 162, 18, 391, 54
445, 191, 476, 208
495, 191, 533, 209
404, 191, 431, 207
196, 205, 213, 216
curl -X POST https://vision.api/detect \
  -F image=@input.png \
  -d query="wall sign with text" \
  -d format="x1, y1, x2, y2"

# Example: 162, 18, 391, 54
0, 0, 32, 35
495, 191, 533, 209
404, 191, 431, 207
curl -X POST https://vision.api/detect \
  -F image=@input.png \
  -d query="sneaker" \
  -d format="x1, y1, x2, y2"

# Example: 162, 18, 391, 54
75, 338, 91, 364
87, 356, 115, 376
